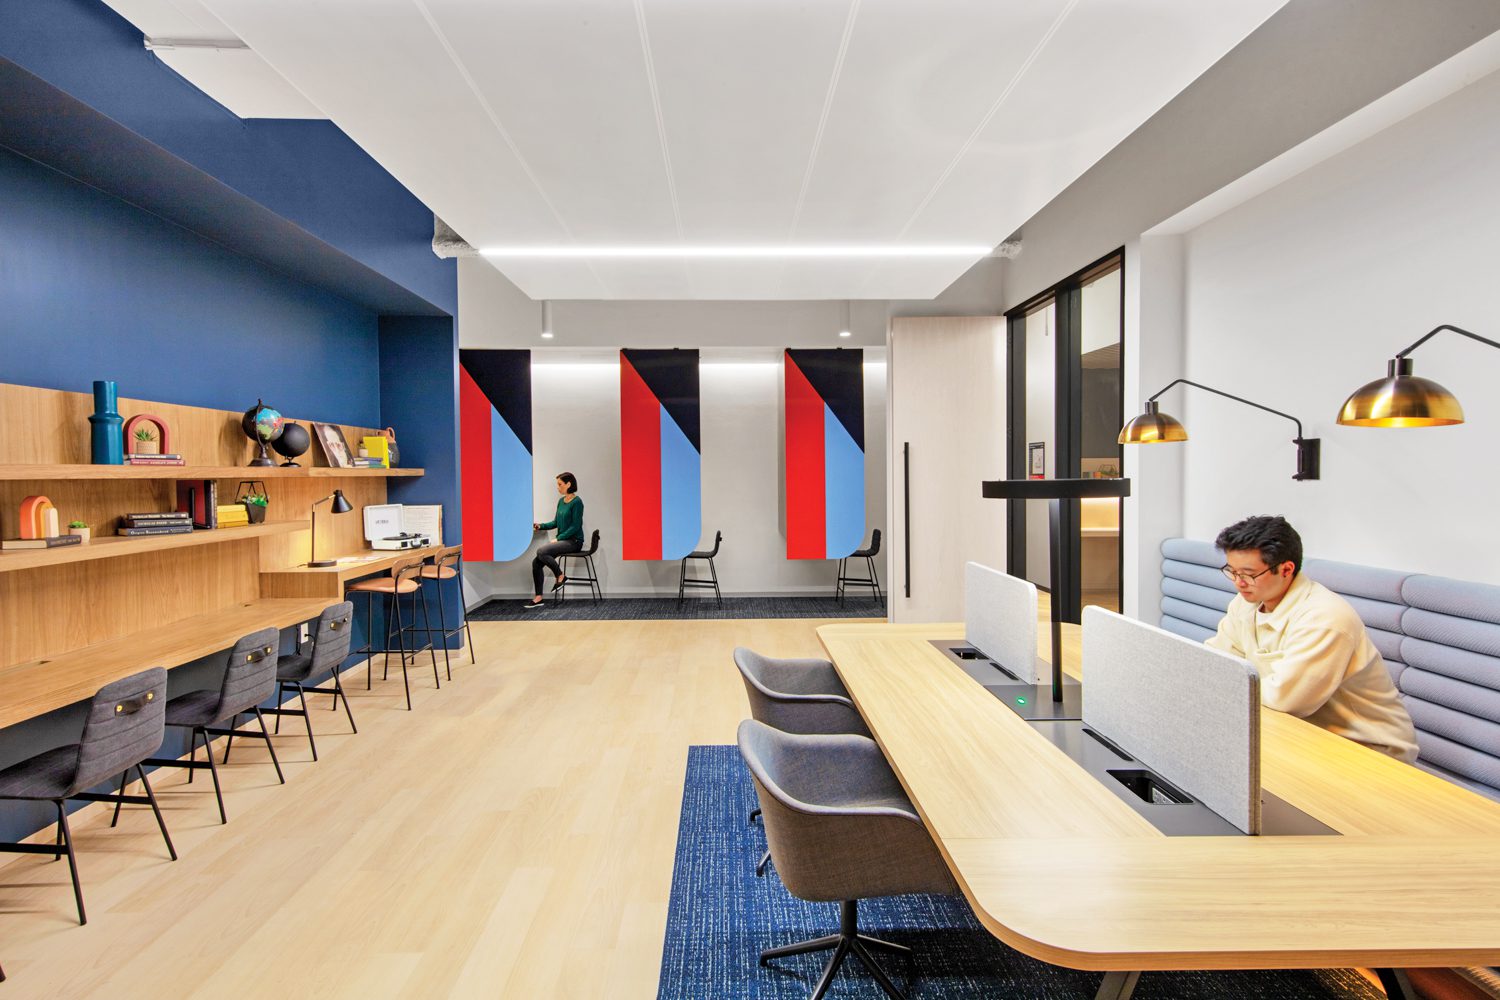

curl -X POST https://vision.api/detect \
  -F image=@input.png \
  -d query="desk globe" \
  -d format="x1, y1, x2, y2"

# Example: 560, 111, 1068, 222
241, 400, 285, 467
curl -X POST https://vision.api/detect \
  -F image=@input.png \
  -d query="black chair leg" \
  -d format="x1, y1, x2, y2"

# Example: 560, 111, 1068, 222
186, 724, 199, 784
431, 577, 452, 680
393, 595, 412, 711
837, 558, 846, 603
55, 800, 86, 926
137, 765, 177, 861
677, 560, 686, 602
274, 682, 285, 735
418, 590, 441, 688
203, 727, 228, 824
710, 557, 721, 607
254, 708, 286, 784
461, 574, 478, 661
365, 591, 376, 690
222, 712, 238, 764
334, 671, 358, 733
296, 683, 317, 761
756, 849, 771, 877
110, 771, 127, 828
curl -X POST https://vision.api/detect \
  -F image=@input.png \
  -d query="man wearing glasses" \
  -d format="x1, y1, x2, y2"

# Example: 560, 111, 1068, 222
1206, 515, 1418, 762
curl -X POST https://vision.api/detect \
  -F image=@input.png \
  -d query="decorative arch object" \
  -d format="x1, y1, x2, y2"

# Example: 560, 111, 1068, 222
19, 495, 59, 539
123, 414, 171, 456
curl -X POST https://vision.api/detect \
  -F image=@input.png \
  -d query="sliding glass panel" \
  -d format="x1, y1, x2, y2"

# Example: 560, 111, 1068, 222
1023, 300, 1055, 590
1078, 262, 1122, 613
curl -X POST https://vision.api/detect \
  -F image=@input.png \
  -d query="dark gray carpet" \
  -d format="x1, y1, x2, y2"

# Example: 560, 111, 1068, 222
471, 595, 886, 621
657, 746, 1386, 1000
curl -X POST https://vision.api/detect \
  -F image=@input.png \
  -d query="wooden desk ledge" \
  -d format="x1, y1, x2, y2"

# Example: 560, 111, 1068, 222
0, 598, 337, 729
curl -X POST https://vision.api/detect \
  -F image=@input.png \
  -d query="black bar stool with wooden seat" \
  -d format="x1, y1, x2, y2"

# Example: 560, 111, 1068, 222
557, 530, 603, 602
678, 530, 723, 606
837, 529, 883, 606
143, 628, 284, 825
262, 602, 356, 760
0, 668, 176, 925
418, 546, 478, 673
347, 556, 440, 711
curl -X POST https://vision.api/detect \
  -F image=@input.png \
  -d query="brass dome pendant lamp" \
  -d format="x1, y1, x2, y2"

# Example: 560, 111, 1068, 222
1337, 324, 1496, 427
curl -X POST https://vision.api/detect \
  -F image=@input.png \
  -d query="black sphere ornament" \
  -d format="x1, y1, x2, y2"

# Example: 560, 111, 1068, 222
273, 421, 311, 467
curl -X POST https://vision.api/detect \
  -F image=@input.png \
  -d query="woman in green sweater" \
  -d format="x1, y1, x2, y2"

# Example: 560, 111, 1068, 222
525, 472, 584, 608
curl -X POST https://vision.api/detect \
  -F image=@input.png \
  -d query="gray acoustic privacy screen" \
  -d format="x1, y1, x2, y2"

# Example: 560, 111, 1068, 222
965, 562, 1041, 684
1082, 606, 1262, 834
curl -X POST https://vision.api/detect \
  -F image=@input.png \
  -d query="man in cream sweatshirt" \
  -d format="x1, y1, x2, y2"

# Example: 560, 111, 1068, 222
1205, 515, 1419, 763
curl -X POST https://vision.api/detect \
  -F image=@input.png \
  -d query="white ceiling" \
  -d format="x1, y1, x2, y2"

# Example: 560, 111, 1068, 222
107, 0, 1286, 300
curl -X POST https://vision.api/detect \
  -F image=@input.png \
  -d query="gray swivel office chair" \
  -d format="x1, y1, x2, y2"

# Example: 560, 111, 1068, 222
0, 668, 175, 924
737, 719, 957, 1000
263, 602, 357, 760
734, 647, 872, 876
733, 647, 871, 738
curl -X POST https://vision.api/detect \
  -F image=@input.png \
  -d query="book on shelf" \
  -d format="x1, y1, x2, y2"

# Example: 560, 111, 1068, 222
125, 454, 186, 465
118, 524, 195, 537
176, 479, 218, 529
123, 512, 192, 523
2, 534, 84, 550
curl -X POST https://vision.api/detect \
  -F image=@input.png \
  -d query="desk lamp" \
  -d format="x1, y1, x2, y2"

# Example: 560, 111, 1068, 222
1337, 324, 1497, 427
308, 489, 352, 567
1119, 378, 1320, 481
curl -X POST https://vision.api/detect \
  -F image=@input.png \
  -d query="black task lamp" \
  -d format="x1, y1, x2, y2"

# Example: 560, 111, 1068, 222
308, 489, 352, 567
1337, 324, 1497, 427
1119, 379, 1321, 481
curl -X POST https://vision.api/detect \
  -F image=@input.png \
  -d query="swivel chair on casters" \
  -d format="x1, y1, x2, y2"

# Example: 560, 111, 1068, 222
679, 530, 723, 606
837, 529, 883, 606
738, 719, 958, 1000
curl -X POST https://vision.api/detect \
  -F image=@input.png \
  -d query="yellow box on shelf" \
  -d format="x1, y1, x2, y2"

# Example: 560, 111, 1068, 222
360, 435, 390, 468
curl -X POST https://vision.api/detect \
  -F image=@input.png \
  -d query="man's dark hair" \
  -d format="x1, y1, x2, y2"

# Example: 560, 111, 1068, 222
557, 471, 578, 494
1215, 515, 1303, 575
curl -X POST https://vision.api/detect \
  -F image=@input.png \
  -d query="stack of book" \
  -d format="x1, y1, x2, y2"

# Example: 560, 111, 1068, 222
216, 504, 250, 528
349, 457, 384, 469
118, 511, 194, 537
125, 453, 186, 466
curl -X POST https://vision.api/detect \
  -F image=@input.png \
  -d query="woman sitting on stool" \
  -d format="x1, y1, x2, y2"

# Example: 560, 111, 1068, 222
525, 472, 584, 608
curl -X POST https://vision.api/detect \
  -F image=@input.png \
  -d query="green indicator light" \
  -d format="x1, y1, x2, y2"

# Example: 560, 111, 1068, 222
1015, 696, 1028, 706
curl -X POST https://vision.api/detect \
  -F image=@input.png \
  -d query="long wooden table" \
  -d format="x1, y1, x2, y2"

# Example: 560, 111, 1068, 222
0, 598, 336, 729
817, 622, 1500, 978
259, 546, 439, 599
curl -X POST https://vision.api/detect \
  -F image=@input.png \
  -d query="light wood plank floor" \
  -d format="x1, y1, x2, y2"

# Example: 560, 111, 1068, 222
0, 618, 841, 999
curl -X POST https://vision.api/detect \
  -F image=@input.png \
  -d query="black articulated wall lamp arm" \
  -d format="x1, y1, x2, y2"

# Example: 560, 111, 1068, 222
1118, 378, 1320, 481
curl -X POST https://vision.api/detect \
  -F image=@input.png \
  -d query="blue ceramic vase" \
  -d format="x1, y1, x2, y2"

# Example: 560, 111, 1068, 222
90, 380, 124, 465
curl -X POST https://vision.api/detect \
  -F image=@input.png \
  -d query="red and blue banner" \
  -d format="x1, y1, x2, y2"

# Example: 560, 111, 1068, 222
620, 348, 701, 560
785, 348, 864, 559
459, 349, 533, 562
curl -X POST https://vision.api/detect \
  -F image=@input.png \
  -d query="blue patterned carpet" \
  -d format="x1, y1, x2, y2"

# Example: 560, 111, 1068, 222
657, 746, 1386, 1000
472, 595, 886, 621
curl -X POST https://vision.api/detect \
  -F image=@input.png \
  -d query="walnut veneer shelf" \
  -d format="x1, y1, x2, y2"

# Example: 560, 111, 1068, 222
0, 520, 310, 574
0, 464, 424, 480
0, 598, 337, 729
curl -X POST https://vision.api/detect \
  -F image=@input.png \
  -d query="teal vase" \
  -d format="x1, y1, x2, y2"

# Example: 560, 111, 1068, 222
90, 380, 124, 465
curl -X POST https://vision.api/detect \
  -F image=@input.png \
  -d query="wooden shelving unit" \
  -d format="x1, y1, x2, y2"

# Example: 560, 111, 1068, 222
0, 519, 310, 574
0, 464, 424, 481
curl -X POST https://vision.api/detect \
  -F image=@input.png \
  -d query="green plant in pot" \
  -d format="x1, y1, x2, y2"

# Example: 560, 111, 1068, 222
132, 425, 159, 455
242, 493, 269, 525
67, 520, 91, 543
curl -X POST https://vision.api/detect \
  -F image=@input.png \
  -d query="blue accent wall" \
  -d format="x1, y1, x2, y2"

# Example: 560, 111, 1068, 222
0, 0, 456, 317
0, 146, 381, 425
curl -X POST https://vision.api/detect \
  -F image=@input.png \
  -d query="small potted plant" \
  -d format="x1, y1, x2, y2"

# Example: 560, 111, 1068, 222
242, 493, 269, 525
133, 425, 160, 455
67, 520, 90, 543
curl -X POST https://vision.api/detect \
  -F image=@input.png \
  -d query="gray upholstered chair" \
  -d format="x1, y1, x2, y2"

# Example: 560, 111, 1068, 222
263, 602, 357, 759
143, 628, 283, 824
0, 668, 175, 924
733, 647, 871, 738
738, 719, 957, 1000
734, 647, 873, 876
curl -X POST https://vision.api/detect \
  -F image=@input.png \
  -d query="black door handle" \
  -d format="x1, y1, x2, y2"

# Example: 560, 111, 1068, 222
903, 442, 911, 599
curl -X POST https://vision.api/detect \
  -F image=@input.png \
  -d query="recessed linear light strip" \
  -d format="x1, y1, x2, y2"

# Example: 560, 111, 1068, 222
480, 245, 992, 259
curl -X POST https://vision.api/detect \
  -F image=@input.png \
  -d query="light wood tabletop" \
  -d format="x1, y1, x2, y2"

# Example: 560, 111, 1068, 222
0, 597, 337, 729
818, 621, 1500, 972
259, 547, 439, 598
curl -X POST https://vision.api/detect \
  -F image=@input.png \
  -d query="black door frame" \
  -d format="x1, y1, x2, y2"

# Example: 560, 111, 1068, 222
1005, 248, 1126, 623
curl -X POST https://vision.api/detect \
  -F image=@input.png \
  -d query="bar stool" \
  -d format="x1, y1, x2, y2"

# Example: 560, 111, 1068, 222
557, 530, 603, 602
0, 668, 175, 925
678, 530, 723, 606
144, 629, 284, 825
419, 546, 478, 676
263, 602, 357, 759
347, 556, 440, 711
837, 529, 883, 606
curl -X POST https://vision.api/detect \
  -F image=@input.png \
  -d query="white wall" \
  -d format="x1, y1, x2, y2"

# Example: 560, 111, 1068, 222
1175, 65, 1500, 581
463, 349, 887, 598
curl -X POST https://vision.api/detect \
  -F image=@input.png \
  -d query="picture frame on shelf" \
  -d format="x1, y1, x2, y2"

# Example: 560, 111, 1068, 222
312, 422, 353, 468
1028, 441, 1046, 479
